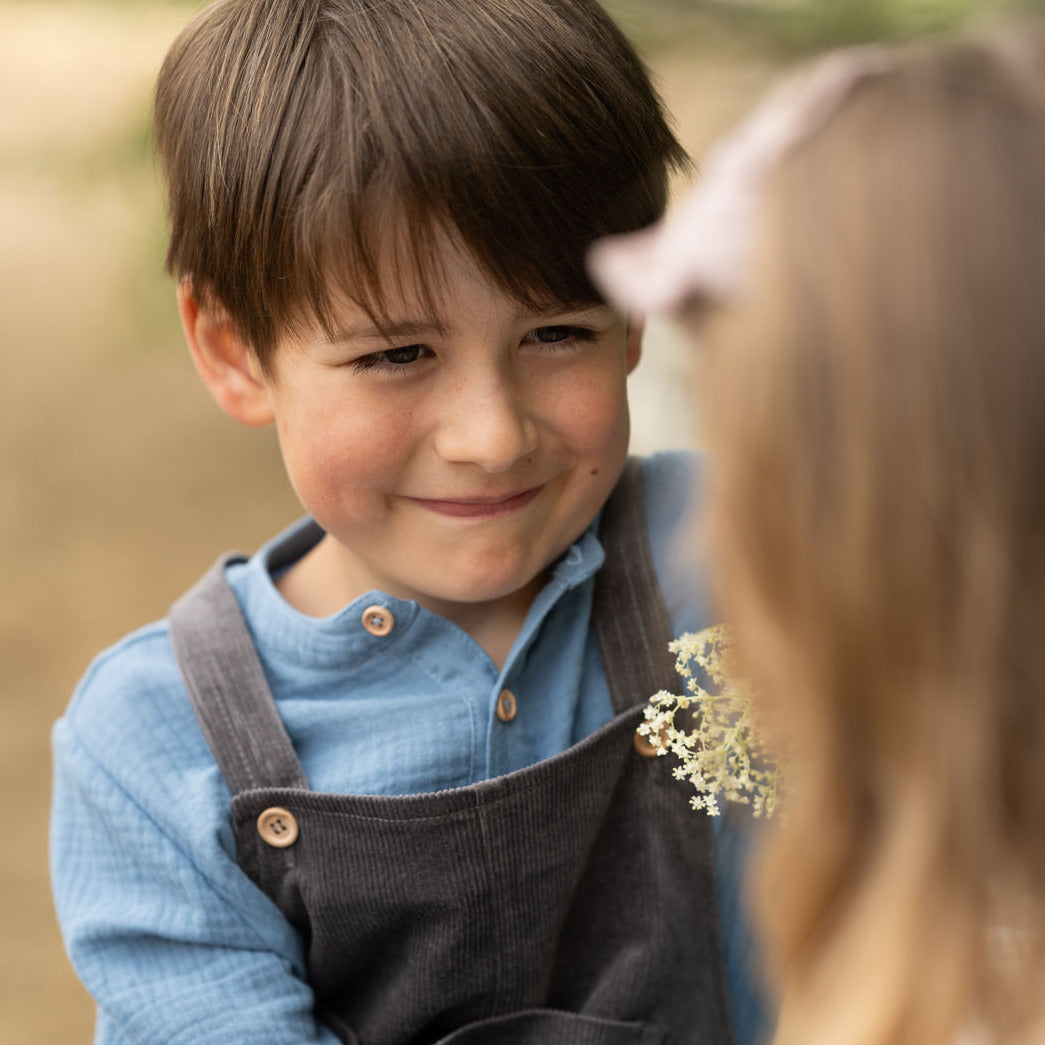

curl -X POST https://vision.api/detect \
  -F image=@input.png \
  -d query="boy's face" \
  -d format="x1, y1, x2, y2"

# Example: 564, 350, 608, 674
225, 235, 639, 614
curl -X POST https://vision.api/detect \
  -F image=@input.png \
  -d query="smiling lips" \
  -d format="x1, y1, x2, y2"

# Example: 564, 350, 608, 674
408, 485, 544, 519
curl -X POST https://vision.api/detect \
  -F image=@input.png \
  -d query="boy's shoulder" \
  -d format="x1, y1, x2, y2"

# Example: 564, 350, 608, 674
638, 449, 706, 526
635, 449, 712, 636
58, 530, 300, 788
58, 615, 214, 791
66, 618, 181, 719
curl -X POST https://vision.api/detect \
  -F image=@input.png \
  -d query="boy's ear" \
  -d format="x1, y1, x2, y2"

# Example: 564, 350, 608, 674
177, 283, 274, 428
625, 316, 644, 374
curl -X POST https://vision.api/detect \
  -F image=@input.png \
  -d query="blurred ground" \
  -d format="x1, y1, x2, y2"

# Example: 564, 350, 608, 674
0, 3, 778, 1040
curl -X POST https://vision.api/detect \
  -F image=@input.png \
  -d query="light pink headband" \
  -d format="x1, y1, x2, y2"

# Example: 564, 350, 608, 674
589, 47, 895, 314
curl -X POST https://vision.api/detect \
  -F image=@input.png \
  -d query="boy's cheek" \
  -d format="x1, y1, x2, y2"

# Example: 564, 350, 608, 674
550, 372, 631, 452
283, 446, 399, 509
274, 388, 414, 470
273, 427, 407, 529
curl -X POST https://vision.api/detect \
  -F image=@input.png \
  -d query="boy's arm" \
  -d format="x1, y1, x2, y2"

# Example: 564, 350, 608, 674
51, 696, 340, 1044
710, 810, 770, 1045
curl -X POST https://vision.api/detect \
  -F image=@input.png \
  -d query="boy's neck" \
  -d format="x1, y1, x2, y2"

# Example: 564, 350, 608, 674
275, 534, 543, 671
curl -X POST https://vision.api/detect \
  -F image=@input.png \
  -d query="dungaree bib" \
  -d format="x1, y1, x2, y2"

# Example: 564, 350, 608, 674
169, 461, 734, 1045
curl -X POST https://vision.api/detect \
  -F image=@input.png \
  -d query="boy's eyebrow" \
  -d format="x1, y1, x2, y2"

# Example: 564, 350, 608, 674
324, 320, 449, 345
524, 302, 616, 322
325, 304, 613, 346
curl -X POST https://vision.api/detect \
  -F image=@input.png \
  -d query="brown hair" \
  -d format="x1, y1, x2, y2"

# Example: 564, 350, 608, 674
698, 29, 1045, 1045
154, 0, 688, 368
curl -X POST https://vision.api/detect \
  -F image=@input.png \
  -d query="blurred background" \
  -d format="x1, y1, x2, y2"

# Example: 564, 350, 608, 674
1, 0, 1031, 1040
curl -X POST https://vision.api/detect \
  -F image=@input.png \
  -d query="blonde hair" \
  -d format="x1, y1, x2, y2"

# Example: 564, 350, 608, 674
698, 29, 1045, 1045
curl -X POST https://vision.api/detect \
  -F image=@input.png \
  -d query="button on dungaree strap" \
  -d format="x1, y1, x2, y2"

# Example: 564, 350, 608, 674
256, 806, 300, 848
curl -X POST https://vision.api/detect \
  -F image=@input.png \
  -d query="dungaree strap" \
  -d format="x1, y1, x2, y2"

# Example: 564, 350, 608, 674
169, 554, 310, 793
592, 458, 680, 715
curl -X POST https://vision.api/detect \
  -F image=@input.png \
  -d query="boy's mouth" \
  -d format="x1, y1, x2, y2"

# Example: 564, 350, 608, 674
406, 485, 544, 519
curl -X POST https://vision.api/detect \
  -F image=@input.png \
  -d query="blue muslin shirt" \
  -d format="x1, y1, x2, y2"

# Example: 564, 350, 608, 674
51, 451, 765, 1045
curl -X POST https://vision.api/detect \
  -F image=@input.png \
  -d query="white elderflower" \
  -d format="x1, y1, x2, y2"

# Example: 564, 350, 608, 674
640, 626, 780, 818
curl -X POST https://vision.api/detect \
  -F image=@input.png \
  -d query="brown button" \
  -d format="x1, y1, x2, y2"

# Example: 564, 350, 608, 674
361, 605, 395, 637
257, 806, 299, 848
495, 689, 518, 723
634, 725, 666, 759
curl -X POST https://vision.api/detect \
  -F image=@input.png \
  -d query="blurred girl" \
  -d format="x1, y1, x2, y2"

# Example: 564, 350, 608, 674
593, 26, 1045, 1045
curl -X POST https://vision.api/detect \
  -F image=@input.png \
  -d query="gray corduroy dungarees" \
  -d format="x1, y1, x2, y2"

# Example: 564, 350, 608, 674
169, 461, 734, 1045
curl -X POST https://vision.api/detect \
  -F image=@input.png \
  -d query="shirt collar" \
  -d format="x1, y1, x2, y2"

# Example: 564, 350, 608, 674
228, 515, 606, 672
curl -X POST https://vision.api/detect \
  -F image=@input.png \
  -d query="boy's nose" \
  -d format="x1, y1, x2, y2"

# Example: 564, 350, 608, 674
434, 375, 539, 473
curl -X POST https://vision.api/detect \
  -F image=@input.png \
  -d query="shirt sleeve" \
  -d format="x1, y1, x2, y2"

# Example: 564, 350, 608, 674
710, 811, 771, 1045
51, 701, 340, 1044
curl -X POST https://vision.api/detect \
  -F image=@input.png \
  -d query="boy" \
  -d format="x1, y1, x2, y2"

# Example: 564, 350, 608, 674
51, 1, 761, 1042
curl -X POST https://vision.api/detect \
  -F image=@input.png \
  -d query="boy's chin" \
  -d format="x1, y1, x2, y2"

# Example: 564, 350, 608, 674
430, 568, 547, 610
411, 547, 563, 612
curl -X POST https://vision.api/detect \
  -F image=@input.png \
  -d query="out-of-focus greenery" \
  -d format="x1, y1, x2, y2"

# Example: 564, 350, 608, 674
607, 0, 1041, 53
748, 0, 1040, 51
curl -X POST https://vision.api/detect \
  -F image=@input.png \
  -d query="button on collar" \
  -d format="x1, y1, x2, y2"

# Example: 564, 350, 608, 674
361, 605, 395, 636
495, 689, 518, 722
257, 806, 299, 848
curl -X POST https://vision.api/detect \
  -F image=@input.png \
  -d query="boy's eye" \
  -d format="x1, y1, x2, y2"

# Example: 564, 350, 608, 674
524, 325, 596, 345
351, 344, 430, 373
381, 344, 424, 364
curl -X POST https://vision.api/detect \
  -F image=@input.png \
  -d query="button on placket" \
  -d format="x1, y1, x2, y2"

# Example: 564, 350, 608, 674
495, 689, 518, 723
